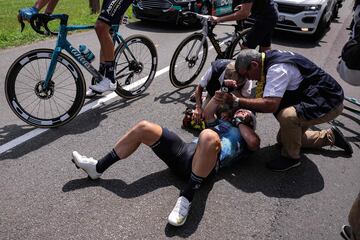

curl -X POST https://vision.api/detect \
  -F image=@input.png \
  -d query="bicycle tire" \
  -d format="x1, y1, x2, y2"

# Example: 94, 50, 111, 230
227, 28, 251, 59
169, 33, 208, 88
5, 48, 86, 128
114, 34, 158, 99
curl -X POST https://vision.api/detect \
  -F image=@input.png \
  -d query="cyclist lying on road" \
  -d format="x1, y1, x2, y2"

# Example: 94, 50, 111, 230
71, 97, 260, 227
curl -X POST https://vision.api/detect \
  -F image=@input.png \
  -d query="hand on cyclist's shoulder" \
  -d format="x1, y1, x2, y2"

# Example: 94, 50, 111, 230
18, 7, 38, 21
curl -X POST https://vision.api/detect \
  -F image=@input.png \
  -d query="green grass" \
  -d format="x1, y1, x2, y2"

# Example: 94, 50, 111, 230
0, 0, 133, 49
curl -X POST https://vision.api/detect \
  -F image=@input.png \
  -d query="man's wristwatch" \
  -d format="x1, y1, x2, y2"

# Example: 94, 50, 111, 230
233, 97, 240, 108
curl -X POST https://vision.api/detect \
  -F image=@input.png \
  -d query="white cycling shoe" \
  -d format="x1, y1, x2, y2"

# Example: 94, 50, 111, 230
86, 88, 102, 98
168, 196, 191, 226
89, 78, 116, 93
71, 151, 102, 180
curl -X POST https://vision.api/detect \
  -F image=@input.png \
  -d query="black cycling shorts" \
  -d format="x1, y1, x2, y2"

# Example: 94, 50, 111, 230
97, 0, 133, 26
150, 128, 197, 180
243, 14, 278, 49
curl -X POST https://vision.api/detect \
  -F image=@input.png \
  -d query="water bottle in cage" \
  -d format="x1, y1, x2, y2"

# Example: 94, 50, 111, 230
79, 44, 95, 62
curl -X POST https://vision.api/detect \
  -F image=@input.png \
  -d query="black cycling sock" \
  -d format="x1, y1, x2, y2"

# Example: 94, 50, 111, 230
104, 61, 115, 83
180, 172, 204, 202
96, 149, 120, 173
99, 62, 106, 76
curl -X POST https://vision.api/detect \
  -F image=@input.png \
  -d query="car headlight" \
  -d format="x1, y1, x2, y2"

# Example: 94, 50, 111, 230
304, 5, 322, 11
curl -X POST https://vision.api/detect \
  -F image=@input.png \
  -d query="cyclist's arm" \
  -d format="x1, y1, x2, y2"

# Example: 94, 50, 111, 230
212, 2, 252, 23
195, 85, 204, 110
18, 0, 58, 21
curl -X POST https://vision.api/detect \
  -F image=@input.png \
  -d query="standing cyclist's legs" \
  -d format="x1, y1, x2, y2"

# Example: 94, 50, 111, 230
90, 0, 132, 93
242, 15, 277, 52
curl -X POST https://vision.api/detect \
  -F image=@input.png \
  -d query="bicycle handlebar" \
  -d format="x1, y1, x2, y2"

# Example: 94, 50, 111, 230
30, 13, 70, 36
18, 13, 68, 36
180, 11, 216, 27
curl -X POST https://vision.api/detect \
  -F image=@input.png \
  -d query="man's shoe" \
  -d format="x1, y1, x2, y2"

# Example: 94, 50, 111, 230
266, 156, 301, 172
71, 151, 102, 180
89, 78, 116, 93
340, 225, 352, 240
168, 196, 191, 227
85, 88, 102, 98
330, 126, 353, 155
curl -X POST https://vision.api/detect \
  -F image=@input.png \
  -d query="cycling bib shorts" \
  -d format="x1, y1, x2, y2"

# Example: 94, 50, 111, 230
150, 128, 197, 180
98, 0, 133, 26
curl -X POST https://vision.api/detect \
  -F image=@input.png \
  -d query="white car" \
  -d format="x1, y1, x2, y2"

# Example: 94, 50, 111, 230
246, 0, 343, 38
275, 0, 343, 36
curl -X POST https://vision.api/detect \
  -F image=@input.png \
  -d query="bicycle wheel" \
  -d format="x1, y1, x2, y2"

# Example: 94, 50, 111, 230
169, 33, 208, 88
227, 28, 251, 59
5, 48, 86, 128
114, 34, 158, 99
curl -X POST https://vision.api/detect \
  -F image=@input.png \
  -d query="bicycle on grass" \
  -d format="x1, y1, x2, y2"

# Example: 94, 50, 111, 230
169, 12, 250, 88
5, 13, 158, 128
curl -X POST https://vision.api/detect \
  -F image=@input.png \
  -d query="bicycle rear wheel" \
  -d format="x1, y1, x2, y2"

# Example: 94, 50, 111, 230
227, 28, 251, 59
5, 49, 86, 128
114, 34, 158, 99
169, 33, 208, 88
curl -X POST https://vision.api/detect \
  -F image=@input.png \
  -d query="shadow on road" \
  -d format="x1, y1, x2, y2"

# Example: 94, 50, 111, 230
62, 144, 325, 237
154, 85, 196, 109
0, 94, 149, 160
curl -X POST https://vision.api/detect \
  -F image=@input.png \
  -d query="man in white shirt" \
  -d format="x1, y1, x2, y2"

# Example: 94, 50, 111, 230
214, 49, 352, 171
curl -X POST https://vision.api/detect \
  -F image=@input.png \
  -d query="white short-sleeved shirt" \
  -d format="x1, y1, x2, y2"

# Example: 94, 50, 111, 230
199, 67, 253, 97
263, 63, 304, 98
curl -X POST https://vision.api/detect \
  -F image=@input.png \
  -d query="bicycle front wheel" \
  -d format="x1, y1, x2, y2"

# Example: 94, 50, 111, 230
5, 49, 86, 128
227, 28, 251, 59
114, 34, 158, 99
169, 33, 208, 88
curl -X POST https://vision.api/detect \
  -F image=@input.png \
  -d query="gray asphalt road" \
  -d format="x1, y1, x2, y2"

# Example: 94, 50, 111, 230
0, 1, 359, 239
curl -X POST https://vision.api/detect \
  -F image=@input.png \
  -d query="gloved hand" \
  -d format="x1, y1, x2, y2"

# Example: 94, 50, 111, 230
18, 7, 39, 21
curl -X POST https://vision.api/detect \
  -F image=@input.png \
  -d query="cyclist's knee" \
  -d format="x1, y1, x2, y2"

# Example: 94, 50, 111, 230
95, 20, 109, 33
134, 120, 159, 135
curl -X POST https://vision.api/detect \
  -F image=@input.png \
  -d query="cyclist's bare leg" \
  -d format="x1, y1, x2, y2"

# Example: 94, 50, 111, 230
191, 129, 220, 177
95, 20, 114, 62
113, 121, 162, 159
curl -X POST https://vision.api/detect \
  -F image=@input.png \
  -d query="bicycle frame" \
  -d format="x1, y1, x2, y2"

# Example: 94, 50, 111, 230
43, 14, 135, 89
188, 15, 243, 61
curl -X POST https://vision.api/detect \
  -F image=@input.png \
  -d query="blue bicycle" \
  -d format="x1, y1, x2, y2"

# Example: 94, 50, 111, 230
5, 14, 158, 128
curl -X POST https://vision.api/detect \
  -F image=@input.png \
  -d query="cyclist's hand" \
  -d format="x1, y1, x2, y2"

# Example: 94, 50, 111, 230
224, 79, 238, 89
210, 16, 219, 23
214, 90, 233, 105
192, 106, 203, 124
18, 7, 39, 21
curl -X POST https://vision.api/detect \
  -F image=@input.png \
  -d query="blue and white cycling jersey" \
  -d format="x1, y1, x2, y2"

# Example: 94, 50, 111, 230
193, 120, 247, 169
